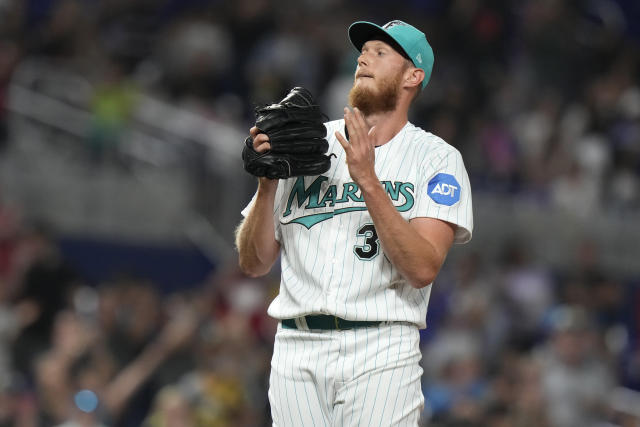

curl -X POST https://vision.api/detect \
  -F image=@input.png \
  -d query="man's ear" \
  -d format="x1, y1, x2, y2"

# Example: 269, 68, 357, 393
404, 68, 424, 90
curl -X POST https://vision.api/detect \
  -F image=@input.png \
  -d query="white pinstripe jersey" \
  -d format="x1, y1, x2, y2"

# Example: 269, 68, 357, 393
242, 119, 473, 328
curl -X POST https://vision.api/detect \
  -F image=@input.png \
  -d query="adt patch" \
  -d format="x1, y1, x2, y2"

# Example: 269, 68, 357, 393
427, 173, 461, 206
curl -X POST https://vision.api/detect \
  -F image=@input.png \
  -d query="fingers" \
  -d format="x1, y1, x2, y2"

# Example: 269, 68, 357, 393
343, 108, 358, 142
351, 107, 369, 136
250, 128, 271, 152
343, 107, 371, 148
335, 130, 349, 151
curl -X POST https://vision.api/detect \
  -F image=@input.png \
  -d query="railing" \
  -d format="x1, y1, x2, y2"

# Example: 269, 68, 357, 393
4, 59, 254, 265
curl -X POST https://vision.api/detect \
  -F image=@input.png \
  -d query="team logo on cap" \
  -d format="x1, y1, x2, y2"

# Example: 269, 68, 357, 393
383, 20, 409, 29
427, 173, 461, 206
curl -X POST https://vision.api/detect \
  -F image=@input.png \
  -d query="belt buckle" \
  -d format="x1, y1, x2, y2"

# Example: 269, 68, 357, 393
334, 316, 342, 331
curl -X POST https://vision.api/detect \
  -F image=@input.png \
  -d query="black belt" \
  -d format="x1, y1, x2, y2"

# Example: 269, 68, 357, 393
282, 315, 381, 331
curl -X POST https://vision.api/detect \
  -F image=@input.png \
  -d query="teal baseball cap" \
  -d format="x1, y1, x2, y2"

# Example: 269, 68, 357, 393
348, 20, 434, 89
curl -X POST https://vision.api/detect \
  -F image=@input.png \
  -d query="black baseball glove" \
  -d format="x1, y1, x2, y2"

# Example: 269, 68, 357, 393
242, 87, 333, 179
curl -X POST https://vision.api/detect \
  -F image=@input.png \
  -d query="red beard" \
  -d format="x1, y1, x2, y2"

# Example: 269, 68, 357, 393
348, 72, 402, 116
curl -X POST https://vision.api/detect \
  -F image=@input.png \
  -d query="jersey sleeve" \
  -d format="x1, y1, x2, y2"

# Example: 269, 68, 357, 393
410, 147, 473, 244
240, 182, 284, 242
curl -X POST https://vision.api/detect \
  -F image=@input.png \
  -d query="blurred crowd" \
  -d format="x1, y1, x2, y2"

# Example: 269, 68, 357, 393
0, 0, 640, 216
2, 197, 640, 426
1, 0, 638, 214
0, 201, 279, 426
420, 240, 640, 426
0, 0, 640, 426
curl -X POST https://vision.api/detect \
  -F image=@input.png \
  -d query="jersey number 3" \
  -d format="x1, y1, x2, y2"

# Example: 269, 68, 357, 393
354, 224, 379, 260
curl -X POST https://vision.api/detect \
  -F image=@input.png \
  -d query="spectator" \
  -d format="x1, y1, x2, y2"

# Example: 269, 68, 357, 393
11, 223, 80, 377
535, 305, 615, 427
88, 60, 138, 165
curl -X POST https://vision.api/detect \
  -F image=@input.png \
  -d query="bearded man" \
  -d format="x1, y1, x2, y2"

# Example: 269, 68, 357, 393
236, 20, 474, 426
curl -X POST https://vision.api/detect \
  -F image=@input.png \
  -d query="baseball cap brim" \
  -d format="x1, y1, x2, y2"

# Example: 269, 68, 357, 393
349, 22, 410, 60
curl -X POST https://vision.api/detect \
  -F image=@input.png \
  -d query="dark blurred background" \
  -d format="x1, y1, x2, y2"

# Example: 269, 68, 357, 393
0, 0, 639, 426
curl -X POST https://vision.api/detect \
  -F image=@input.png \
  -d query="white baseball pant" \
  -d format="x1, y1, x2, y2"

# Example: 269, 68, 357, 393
269, 322, 424, 426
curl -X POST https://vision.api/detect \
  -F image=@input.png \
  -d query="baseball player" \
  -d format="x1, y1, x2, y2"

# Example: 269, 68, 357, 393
236, 19, 473, 426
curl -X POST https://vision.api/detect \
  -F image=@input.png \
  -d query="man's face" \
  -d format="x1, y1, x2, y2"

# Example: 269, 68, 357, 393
349, 39, 410, 116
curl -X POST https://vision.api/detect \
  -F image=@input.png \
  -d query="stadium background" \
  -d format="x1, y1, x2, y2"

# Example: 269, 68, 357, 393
0, 0, 640, 425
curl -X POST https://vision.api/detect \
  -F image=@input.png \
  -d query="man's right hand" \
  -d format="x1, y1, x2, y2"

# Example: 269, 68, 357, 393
250, 126, 271, 152
249, 126, 279, 187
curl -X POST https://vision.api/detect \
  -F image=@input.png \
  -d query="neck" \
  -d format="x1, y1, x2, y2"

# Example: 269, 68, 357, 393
362, 108, 409, 147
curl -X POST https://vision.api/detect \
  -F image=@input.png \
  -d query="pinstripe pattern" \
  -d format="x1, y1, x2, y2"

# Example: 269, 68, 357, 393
242, 119, 473, 426
270, 323, 423, 426
241, 119, 473, 328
